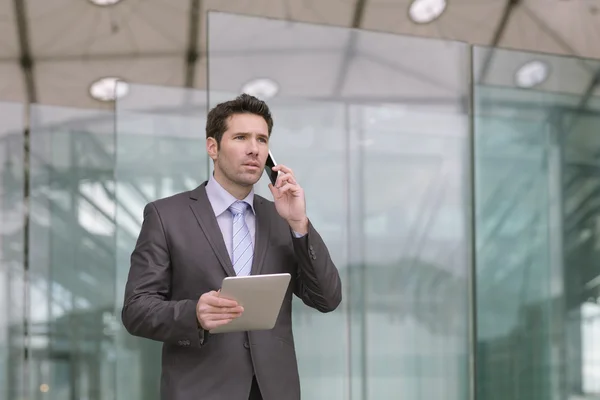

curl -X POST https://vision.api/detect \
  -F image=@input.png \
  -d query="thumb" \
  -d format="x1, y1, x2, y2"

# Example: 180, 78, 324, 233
268, 183, 277, 197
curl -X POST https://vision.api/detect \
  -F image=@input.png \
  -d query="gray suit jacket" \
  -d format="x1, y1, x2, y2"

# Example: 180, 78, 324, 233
121, 182, 342, 400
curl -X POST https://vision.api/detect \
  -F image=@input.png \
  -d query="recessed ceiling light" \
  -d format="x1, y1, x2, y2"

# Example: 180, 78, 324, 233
88, 0, 123, 5
241, 78, 279, 99
515, 60, 549, 88
408, 0, 447, 24
89, 77, 129, 102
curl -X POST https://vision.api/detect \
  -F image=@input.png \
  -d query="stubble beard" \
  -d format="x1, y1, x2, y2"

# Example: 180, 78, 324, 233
218, 162, 259, 189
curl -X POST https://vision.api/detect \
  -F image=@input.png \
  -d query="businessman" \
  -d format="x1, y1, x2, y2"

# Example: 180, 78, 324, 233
121, 94, 342, 400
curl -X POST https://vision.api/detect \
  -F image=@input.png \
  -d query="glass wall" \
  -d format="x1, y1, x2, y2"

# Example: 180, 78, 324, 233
0, 102, 25, 400
473, 46, 600, 400
207, 12, 471, 400
28, 106, 116, 400
563, 103, 600, 396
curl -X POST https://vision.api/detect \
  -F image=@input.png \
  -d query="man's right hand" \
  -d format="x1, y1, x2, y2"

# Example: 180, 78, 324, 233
196, 291, 244, 331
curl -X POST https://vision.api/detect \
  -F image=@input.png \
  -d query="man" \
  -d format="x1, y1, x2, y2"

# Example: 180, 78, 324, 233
121, 94, 342, 400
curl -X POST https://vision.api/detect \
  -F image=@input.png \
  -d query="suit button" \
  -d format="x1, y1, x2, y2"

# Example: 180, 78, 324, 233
244, 342, 250, 349
177, 340, 183, 346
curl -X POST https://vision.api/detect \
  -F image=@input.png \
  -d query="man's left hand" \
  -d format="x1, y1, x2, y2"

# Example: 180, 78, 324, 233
268, 164, 308, 235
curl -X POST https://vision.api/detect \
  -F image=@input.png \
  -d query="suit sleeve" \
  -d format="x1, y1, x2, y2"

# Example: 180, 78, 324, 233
121, 202, 203, 348
291, 219, 342, 312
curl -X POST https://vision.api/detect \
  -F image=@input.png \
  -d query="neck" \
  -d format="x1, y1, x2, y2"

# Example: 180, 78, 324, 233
213, 170, 252, 200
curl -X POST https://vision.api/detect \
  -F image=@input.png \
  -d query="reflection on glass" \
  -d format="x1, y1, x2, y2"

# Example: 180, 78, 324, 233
0, 102, 25, 400
114, 83, 209, 400
28, 106, 116, 400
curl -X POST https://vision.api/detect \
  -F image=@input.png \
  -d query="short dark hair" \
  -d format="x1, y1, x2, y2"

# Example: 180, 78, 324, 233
206, 93, 274, 146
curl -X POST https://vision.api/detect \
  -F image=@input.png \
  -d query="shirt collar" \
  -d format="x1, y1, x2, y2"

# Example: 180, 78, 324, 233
205, 173, 255, 217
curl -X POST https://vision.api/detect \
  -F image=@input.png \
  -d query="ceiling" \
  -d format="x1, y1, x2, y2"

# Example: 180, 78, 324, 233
1, 0, 600, 110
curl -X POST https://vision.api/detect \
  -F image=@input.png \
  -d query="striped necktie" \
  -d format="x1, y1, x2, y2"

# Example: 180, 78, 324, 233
228, 201, 253, 276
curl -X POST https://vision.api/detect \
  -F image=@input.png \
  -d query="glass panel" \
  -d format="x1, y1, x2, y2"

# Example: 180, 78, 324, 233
349, 102, 470, 399
562, 98, 600, 397
208, 12, 471, 400
473, 46, 600, 400
0, 102, 25, 400
114, 83, 209, 400
28, 106, 116, 400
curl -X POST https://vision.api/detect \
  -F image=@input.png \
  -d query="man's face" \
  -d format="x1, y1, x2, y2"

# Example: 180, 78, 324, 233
207, 113, 269, 190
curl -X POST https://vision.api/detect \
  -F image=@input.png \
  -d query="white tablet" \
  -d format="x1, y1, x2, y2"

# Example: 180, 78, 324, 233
209, 273, 291, 334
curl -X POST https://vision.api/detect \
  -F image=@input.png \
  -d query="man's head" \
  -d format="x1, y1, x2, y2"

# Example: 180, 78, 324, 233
206, 94, 274, 197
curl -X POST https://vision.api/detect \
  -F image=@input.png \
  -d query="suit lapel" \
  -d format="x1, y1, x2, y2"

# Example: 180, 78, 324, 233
189, 183, 236, 277
251, 196, 271, 275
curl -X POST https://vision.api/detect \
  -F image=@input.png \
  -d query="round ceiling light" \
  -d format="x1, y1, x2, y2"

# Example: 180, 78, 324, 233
240, 78, 279, 100
88, 0, 123, 5
89, 77, 129, 102
515, 60, 549, 88
408, 0, 447, 24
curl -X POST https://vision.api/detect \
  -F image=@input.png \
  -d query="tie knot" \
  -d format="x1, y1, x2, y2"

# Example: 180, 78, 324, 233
228, 201, 249, 216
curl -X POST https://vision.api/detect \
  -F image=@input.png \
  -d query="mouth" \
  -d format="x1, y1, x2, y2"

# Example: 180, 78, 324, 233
243, 162, 261, 170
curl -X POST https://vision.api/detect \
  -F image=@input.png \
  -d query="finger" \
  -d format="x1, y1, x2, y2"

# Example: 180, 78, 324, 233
201, 304, 243, 316
276, 183, 302, 196
201, 308, 244, 330
275, 172, 296, 188
274, 172, 285, 187
273, 164, 294, 177
204, 295, 239, 308
206, 318, 234, 330
203, 318, 232, 331
216, 297, 240, 308
200, 303, 240, 316
200, 291, 221, 303
205, 311, 243, 320
268, 183, 279, 198
203, 305, 244, 314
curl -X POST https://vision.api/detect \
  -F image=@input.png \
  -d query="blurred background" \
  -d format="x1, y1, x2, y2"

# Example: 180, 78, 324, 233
1, 0, 600, 399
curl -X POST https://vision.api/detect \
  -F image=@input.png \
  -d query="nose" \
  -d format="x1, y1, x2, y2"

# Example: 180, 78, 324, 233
247, 138, 259, 155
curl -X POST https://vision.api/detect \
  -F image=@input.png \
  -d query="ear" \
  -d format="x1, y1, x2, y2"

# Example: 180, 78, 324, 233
206, 137, 218, 162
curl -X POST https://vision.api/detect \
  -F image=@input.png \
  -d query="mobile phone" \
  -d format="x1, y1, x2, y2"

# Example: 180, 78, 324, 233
264, 150, 279, 186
